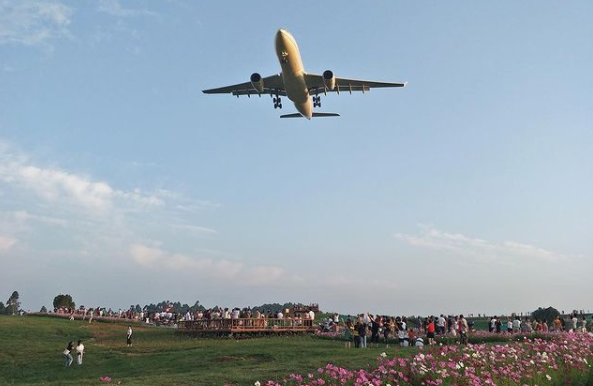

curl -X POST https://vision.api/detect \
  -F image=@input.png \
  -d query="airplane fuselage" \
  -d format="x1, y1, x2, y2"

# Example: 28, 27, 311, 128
275, 29, 313, 119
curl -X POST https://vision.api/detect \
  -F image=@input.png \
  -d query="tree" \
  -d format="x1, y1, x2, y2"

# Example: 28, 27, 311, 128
53, 294, 75, 310
0, 301, 5, 315
40, 306, 48, 313
7, 291, 20, 315
532, 306, 560, 325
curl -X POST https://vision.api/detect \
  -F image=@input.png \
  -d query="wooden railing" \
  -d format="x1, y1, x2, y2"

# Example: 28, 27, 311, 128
177, 317, 316, 334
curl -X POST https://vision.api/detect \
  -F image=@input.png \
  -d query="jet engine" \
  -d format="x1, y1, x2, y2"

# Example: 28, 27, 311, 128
250, 73, 264, 94
322, 70, 336, 90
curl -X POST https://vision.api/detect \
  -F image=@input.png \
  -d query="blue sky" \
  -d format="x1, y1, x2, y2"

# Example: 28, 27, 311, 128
1, 0, 591, 316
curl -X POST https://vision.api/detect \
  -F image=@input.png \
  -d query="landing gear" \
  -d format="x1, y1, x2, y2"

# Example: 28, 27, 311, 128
312, 95, 321, 108
273, 96, 283, 109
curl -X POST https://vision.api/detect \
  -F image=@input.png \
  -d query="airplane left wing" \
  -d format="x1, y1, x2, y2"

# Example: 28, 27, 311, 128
303, 73, 406, 94
202, 74, 286, 96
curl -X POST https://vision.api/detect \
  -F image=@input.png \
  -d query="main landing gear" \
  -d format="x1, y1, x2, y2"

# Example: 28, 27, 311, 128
312, 95, 321, 108
273, 96, 282, 109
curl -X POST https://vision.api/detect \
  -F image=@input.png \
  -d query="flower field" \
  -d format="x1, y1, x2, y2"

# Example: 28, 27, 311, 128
257, 333, 593, 386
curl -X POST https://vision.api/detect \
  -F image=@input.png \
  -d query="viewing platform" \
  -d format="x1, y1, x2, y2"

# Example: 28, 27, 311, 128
177, 317, 316, 336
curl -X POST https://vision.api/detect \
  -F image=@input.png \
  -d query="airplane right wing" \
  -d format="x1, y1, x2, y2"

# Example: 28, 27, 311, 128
303, 73, 406, 94
202, 74, 286, 96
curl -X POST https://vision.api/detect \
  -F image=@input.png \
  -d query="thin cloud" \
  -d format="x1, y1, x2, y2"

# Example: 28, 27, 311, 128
394, 224, 568, 263
129, 244, 300, 286
0, 0, 72, 46
13, 210, 67, 226
170, 224, 218, 236
97, 0, 156, 17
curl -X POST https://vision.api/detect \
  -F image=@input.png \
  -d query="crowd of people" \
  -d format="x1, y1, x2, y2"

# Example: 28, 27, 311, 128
338, 313, 471, 348
54, 307, 149, 323
52, 305, 317, 328
487, 312, 588, 334
179, 307, 317, 329
333, 312, 592, 349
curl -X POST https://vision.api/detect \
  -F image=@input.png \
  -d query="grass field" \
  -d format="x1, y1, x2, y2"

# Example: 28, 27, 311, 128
0, 315, 414, 386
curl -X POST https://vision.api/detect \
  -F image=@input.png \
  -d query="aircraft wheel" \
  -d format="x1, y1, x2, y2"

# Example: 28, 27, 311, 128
278, 103, 282, 109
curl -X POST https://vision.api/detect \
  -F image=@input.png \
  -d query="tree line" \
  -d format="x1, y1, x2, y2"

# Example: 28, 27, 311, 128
0, 291, 21, 315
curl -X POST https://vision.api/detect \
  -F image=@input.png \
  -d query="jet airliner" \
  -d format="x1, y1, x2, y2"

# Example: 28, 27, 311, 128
203, 29, 406, 119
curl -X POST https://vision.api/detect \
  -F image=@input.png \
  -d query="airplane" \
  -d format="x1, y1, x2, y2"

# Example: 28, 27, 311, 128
203, 28, 406, 119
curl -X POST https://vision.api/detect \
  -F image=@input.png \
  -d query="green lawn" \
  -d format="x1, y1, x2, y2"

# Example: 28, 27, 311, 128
0, 315, 415, 386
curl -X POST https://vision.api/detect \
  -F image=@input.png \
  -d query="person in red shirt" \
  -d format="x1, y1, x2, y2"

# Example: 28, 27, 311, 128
426, 317, 436, 345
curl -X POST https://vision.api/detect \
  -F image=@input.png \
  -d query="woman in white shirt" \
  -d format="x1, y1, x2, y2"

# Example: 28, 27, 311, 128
76, 340, 85, 365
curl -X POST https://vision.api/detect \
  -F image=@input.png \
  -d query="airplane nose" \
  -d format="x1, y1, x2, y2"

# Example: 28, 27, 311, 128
275, 29, 289, 50
276, 28, 292, 41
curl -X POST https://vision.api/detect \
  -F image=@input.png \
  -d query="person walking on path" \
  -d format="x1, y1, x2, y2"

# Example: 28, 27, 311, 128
63, 341, 74, 367
126, 325, 133, 347
75, 340, 84, 365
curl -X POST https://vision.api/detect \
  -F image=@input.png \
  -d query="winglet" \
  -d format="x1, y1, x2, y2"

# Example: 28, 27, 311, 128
280, 112, 340, 119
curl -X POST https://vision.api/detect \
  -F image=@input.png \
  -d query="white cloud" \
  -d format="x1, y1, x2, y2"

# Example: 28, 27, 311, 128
394, 224, 568, 263
0, 151, 163, 214
0, 0, 72, 46
129, 244, 300, 286
97, 0, 156, 17
0, 235, 17, 252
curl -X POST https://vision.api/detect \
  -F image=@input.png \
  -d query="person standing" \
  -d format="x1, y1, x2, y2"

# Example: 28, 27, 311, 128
553, 316, 562, 331
369, 314, 380, 346
63, 341, 74, 367
489, 316, 497, 333
438, 315, 446, 335
353, 321, 360, 348
126, 325, 133, 347
512, 316, 521, 333
357, 320, 367, 348
426, 317, 436, 345
75, 340, 85, 365
495, 318, 502, 333
343, 319, 353, 349
571, 314, 578, 332
459, 315, 469, 344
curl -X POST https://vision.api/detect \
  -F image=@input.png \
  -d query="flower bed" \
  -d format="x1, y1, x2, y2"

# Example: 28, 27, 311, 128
256, 333, 593, 386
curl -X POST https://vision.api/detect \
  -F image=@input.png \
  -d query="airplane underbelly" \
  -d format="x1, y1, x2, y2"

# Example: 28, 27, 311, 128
282, 71, 308, 104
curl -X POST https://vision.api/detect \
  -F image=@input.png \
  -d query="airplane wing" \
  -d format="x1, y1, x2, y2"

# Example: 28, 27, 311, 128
303, 73, 406, 94
202, 74, 286, 96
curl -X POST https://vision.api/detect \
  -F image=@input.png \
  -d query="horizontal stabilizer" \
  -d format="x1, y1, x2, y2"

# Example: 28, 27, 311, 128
280, 112, 340, 119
